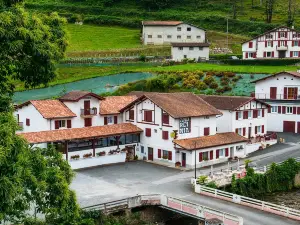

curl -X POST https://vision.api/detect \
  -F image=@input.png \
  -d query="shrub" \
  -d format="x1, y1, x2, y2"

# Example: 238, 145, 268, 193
232, 76, 240, 82
209, 82, 219, 89
224, 72, 236, 77
196, 71, 205, 79
197, 81, 208, 90
139, 55, 146, 62
250, 74, 255, 79
222, 58, 300, 66
216, 87, 225, 94
197, 175, 208, 184
203, 76, 215, 85
223, 85, 232, 92
206, 71, 214, 76
215, 71, 224, 77
206, 181, 218, 189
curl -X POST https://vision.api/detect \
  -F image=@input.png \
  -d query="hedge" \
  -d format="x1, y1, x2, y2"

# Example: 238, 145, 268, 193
222, 58, 300, 66
210, 54, 242, 60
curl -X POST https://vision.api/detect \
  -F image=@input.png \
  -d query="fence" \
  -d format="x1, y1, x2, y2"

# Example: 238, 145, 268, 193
83, 194, 243, 225
194, 184, 300, 221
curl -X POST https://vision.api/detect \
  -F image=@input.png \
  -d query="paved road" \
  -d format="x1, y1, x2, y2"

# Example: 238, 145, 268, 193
71, 138, 300, 225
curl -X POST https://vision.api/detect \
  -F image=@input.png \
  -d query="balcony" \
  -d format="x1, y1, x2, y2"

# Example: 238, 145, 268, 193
276, 45, 288, 51
252, 93, 300, 100
18, 122, 23, 130
80, 108, 97, 117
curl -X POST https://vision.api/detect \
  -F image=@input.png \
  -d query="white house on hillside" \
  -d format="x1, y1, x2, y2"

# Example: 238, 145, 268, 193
252, 71, 300, 133
142, 21, 206, 45
171, 42, 210, 61
242, 26, 300, 60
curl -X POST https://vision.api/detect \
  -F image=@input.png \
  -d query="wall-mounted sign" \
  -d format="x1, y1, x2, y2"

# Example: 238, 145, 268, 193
179, 118, 191, 134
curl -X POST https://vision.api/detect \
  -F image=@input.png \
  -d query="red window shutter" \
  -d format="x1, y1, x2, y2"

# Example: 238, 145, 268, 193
293, 107, 297, 114
144, 111, 147, 121
285, 40, 287, 46
285, 32, 288, 38
262, 125, 265, 133
55, 120, 59, 129
199, 152, 203, 162
162, 114, 169, 124
236, 111, 239, 120
292, 41, 294, 47
284, 87, 288, 99
249, 42, 253, 48
297, 107, 300, 115
294, 87, 298, 99
263, 52, 266, 57
272, 51, 274, 57
262, 109, 265, 117
255, 126, 257, 134
162, 131, 169, 140
268, 107, 271, 113
282, 106, 286, 114
158, 149, 161, 158
278, 106, 282, 114
243, 111, 248, 119
67, 120, 72, 128
146, 111, 152, 122
85, 118, 92, 127
299, 51, 300, 58
168, 151, 172, 161
129, 110, 134, 120
290, 51, 293, 57
26, 118, 30, 126
278, 40, 280, 46
254, 52, 257, 58
114, 116, 118, 124
145, 128, 151, 137
104, 117, 108, 125
216, 150, 219, 159
235, 128, 238, 134
225, 148, 229, 157
271, 41, 273, 47
246, 52, 248, 58
253, 110, 257, 118
265, 41, 267, 47
243, 127, 246, 136
204, 127, 210, 136
210, 150, 213, 160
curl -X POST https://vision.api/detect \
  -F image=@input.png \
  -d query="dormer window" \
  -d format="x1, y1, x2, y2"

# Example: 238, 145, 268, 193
144, 110, 153, 122
129, 109, 134, 121
266, 34, 273, 39
187, 27, 191, 31
177, 27, 181, 31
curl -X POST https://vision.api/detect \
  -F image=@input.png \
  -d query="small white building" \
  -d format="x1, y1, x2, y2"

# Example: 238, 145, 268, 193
242, 26, 300, 60
142, 21, 206, 45
252, 71, 300, 133
171, 42, 210, 61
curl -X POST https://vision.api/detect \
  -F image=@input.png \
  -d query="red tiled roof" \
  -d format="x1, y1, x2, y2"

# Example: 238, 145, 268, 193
122, 92, 222, 118
142, 21, 183, 26
16, 100, 76, 119
59, 91, 104, 101
19, 123, 143, 144
171, 42, 210, 47
174, 132, 248, 150
100, 96, 137, 115
251, 71, 300, 83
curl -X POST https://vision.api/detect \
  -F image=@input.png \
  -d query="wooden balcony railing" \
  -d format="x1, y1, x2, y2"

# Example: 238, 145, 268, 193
252, 93, 300, 100
80, 108, 97, 116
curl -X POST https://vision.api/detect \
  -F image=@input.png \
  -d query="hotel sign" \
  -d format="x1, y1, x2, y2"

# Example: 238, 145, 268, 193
179, 117, 191, 134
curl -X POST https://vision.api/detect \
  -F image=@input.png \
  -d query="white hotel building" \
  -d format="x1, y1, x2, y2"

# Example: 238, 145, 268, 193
242, 26, 300, 60
15, 91, 274, 170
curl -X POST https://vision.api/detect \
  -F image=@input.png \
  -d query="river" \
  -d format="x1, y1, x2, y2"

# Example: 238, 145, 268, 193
262, 189, 300, 210
13, 72, 152, 103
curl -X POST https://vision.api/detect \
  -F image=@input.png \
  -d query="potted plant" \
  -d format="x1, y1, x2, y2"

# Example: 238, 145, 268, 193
175, 161, 181, 168
70, 155, 80, 160
108, 150, 114, 155
163, 156, 168, 160
83, 153, 93, 158
97, 151, 106, 157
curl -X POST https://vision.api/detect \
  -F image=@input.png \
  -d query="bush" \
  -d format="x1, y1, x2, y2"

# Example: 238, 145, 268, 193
209, 82, 219, 89
215, 71, 224, 77
210, 54, 242, 60
206, 181, 218, 189
216, 87, 225, 94
224, 71, 236, 77
223, 58, 300, 66
232, 76, 241, 82
139, 55, 146, 62
203, 75, 215, 85
206, 71, 214, 76
223, 85, 232, 92
197, 81, 208, 90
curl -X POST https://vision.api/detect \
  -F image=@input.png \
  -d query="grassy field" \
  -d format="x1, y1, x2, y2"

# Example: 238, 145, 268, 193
13, 63, 300, 91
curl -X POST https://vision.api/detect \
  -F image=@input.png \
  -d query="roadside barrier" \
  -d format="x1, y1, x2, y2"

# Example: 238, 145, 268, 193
83, 194, 243, 225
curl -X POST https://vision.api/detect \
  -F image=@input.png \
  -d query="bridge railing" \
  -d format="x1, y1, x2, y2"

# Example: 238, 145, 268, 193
195, 184, 300, 221
82, 194, 243, 225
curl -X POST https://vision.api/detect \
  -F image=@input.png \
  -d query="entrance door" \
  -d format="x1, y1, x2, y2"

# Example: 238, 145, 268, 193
278, 51, 286, 58
270, 87, 277, 99
182, 153, 186, 167
248, 127, 252, 139
283, 121, 296, 133
148, 147, 153, 161
297, 122, 300, 134
84, 100, 90, 115
230, 147, 234, 157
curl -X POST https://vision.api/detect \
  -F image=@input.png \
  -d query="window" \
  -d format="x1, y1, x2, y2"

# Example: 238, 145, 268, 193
248, 111, 252, 119
280, 40, 286, 46
257, 126, 261, 133
187, 36, 191, 39
294, 41, 299, 46
238, 128, 242, 136
187, 27, 191, 31
184, 55, 187, 59
157, 35, 162, 38
148, 35, 152, 38
199, 47, 203, 50
236, 145, 244, 151
189, 47, 194, 50
266, 34, 273, 39
84, 118, 92, 127
145, 128, 151, 137
218, 149, 225, 157
204, 116, 209, 119
141, 146, 144, 154
162, 150, 168, 159
162, 131, 169, 140
107, 116, 113, 124
167, 35, 172, 39
294, 51, 299, 57
280, 32, 286, 38
177, 35, 181, 39
59, 120, 66, 128
257, 109, 262, 117
202, 152, 209, 161
249, 42, 253, 48
179, 47, 183, 50
26, 118, 30, 126
287, 87, 297, 99
177, 27, 181, 31
144, 110, 153, 122
238, 111, 242, 120
266, 52, 272, 58
129, 109, 134, 120
162, 113, 169, 125
267, 41, 272, 47
287, 106, 293, 114
197, 35, 201, 39
204, 127, 210, 136
271, 106, 278, 113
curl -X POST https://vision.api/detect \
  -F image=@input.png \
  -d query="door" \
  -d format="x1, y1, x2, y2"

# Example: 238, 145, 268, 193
298, 122, 300, 134
230, 147, 234, 157
148, 147, 153, 161
84, 100, 90, 115
248, 127, 252, 139
270, 87, 277, 99
278, 51, 286, 58
182, 153, 186, 167
84, 118, 92, 127
283, 121, 296, 133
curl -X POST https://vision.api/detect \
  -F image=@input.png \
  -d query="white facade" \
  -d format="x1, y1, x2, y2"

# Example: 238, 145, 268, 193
171, 45, 209, 61
254, 72, 300, 133
242, 26, 300, 60
142, 22, 206, 45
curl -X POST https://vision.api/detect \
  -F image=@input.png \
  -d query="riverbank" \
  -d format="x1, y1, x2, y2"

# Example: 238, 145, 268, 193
262, 189, 300, 210
13, 63, 300, 92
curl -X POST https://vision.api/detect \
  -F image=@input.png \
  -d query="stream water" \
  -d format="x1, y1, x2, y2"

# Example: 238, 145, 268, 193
13, 72, 152, 103
262, 189, 300, 210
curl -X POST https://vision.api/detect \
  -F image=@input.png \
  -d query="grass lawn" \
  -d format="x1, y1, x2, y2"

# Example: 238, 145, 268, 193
66, 24, 141, 52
